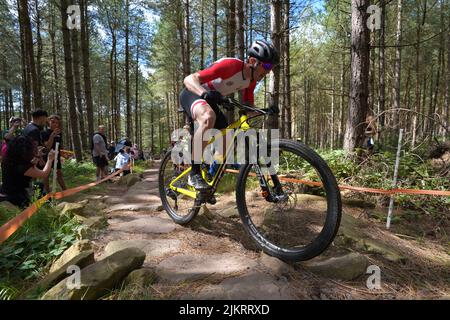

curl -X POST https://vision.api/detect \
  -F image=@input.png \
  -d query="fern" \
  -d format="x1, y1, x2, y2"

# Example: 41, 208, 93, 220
0, 285, 18, 300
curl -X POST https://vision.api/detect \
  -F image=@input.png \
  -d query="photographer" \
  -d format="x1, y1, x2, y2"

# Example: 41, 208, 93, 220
42, 115, 67, 192
0, 136, 55, 208
1, 117, 24, 158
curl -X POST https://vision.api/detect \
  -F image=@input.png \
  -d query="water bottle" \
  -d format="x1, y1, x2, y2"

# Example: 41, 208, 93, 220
208, 160, 219, 180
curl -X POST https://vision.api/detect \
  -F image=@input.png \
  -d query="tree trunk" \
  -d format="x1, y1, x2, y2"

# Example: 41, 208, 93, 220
236, 0, 245, 60
125, 0, 132, 140
60, 0, 82, 162
268, 0, 281, 129
212, 0, 218, 62
249, 0, 253, 45
304, 79, 310, 145
343, 0, 370, 152
49, 1, 62, 115
35, 0, 43, 109
18, 0, 31, 120
135, 27, 140, 147
283, 0, 291, 139
19, 0, 41, 110
150, 102, 154, 154
184, 0, 191, 76
80, 0, 95, 142
331, 75, 335, 149
393, 0, 403, 128
445, 3, 450, 137
378, 0, 386, 129
8, 89, 13, 118
71, 26, 87, 150
412, 6, 422, 147
200, 0, 204, 69
226, 0, 236, 122
338, 53, 345, 147
177, 2, 186, 75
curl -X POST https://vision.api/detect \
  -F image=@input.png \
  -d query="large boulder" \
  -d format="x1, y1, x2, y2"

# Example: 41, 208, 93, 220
61, 202, 85, 216
194, 272, 298, 300
302, 252, 369, 281
217, 206, 239, 218
81, 201, 108, 217
102, 239, 181, 262
155, 253, 257, 283
50, 240, 93, 273
259, 253, 292, 276
42, 248, 146, 300
123, 268, 157, 287
336, 214, 406, 263
33, 250, 95, 294
357, 238, 406, 263
76, 216, 108, 239
117, 174, 141, 187
189, 206, 215, 229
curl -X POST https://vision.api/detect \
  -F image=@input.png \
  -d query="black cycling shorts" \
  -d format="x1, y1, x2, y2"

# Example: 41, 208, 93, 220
179, 88, 228, 130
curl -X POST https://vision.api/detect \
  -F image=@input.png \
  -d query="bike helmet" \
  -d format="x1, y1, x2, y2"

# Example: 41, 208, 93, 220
247, 40, 280, 65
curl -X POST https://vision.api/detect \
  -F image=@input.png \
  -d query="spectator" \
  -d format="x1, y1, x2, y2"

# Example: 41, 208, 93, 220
364, 115, 377, 154
1, 116, 25, 158
0, 136, 55, 208
42, 115, 67, 192
113, 148, 131, 176
23, 109, 48, 148
91, 125, 109, 181
123, 137, 132, 148
108, 141, 117, 160
138, 149, 145, 161
131, 143, 139, 160
124, 147, 132, 175
23, 109, 48, 169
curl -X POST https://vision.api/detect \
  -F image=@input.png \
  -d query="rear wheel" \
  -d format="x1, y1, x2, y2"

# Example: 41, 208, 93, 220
158, 150, 199, 224
236, 139, 342, 261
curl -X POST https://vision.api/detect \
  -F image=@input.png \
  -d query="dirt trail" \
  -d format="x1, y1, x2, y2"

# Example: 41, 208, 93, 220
90, 162, 450, 300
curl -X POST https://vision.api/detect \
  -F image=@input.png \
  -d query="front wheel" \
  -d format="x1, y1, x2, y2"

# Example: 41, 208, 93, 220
158, 150, 199, 225
235, 139, 342, 261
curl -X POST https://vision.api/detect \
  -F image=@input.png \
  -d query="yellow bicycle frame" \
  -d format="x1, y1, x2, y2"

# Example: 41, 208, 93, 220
168, 113, 254, 199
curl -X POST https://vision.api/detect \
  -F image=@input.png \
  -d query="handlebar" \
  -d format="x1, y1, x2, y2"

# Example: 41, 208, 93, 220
218, 97, 278, 116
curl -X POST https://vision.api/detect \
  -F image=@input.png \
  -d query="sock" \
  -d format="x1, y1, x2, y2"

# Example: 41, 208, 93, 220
191, 163, 201, 175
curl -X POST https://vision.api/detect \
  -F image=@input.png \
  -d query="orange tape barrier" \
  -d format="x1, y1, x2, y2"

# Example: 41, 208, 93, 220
0, 165, 128, 245
225, 169, 450, 197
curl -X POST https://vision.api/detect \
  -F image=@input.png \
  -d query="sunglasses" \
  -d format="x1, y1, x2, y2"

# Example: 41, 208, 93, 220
260, 62, 274, 71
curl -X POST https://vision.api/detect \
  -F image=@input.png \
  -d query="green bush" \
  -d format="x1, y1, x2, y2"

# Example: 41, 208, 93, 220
62, 160, 97, 187
0, 201, 82, 289
311, 149, 450, 212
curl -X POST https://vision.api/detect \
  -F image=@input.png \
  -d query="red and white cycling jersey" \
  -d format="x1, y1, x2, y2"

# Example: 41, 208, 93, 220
198, 58, 257, 105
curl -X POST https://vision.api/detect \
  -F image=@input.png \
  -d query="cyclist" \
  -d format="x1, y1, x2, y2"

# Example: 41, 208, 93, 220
180, 40, 280, 191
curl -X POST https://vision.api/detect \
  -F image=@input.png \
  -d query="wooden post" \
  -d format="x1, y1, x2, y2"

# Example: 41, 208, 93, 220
386, 129, 403, 229
52, 142, 60, 193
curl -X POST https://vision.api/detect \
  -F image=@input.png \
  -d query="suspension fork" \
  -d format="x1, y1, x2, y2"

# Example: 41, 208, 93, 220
254, 165, 287, 203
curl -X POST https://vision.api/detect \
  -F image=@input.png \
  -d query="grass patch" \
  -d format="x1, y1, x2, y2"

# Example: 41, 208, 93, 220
61, 159, 97, 189
0, 200, 83, 299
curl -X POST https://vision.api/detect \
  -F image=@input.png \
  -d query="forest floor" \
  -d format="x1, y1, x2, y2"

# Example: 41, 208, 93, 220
77, 161, 450, 300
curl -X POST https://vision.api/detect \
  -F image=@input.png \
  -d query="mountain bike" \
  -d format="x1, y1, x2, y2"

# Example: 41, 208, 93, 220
158, 98, 342, 261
